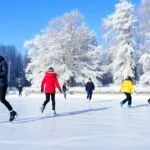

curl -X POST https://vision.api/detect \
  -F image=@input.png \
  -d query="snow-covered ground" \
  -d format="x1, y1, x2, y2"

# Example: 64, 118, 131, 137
0, 93, 150, 150
22, 86, 150, 95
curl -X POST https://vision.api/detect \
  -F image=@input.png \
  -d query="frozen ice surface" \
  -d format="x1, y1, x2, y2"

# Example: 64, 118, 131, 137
0, 93, 150, 150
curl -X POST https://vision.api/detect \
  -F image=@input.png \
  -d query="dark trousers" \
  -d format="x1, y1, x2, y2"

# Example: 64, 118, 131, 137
87, 91, 93, 100
43, 93, 55, 110
121, 92, 132, 106
19, 90, 22, 96
0, 86, 13, 111
63, 91, 66, 99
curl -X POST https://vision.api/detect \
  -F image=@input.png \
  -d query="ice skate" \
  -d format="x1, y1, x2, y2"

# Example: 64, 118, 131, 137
148, 99, 150, 104
52, 110, 56, 115
41, 105, 45, 113
9, 110, 17, 122
128, 105, 132, 108
120, 102, 123, 107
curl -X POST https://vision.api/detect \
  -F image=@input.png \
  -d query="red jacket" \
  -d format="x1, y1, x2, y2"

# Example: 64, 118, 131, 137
41, 71, 61, 93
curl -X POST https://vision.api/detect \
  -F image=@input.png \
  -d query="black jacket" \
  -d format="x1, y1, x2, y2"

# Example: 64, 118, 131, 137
0, 56, 8, 86
85, 81, 95, 92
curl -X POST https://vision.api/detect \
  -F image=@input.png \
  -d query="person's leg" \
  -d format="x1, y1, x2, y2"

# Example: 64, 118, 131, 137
89, 91, 93, 100
127, 93, 132, 106
148, 98, 150, 104
63, 91, 66, 99
0, 86, 13, 111
89, 91, 92, 100
87, 91, 90, 99
20, 90, 22, 96
0, 86, 17, 121
64, 92, 66, 99
121, 93, 128, 106
51, 94, 55, 110
19, 90, 21, 96
43, 94, 50, 106
41, 94, 50, 113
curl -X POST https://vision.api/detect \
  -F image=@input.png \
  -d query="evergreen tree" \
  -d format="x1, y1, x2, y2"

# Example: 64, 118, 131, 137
102, 0, 137, 84
138, 0, 150, 85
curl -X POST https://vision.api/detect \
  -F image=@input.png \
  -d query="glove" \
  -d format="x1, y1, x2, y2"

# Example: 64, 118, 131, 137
41, 89, 43, 93
60, 90, 62, 93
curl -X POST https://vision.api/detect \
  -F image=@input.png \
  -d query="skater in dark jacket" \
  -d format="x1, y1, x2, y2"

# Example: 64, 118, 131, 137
0, 56, 17, 121
41, 67, 62, 114
62, 83, 68, 99
85, 78, 95, 101
119, 76, 135, 107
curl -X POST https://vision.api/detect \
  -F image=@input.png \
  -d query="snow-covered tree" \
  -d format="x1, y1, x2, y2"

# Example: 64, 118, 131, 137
102, 0, 137, 85
137, 0, 150, 84
25, 10, 102, 88
138, 53, 150, 84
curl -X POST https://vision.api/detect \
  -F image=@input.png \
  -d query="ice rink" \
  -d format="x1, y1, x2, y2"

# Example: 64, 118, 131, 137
0, 93, 150, 150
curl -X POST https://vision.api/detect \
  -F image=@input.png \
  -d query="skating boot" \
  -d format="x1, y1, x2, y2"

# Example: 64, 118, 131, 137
52, 110, 56, 115
9, 110, 17, 122
120, 102, 123, 107
128, 105, 132, 108
148, 98, 150, 104
41, 105, 45, 113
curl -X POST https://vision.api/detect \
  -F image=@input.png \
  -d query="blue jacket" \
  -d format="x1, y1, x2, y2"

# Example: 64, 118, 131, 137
0, 56, 8, 86
85, 81, 95, 92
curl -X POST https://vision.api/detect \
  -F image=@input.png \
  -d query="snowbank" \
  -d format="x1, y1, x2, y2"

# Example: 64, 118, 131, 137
20, 85, 150, 94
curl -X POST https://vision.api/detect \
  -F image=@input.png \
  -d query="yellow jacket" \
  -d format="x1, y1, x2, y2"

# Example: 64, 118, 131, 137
119, 80, 135, 93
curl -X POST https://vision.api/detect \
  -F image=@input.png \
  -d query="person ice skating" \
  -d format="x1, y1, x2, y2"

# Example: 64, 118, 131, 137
0, 56, 17, 121
41, 67, 62, 114
119, 76, 136, 108
62, 83, 68, 99
85, 78, 95, 101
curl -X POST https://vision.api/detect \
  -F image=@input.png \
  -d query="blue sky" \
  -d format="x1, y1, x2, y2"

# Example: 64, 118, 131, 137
0, 0, 140, 53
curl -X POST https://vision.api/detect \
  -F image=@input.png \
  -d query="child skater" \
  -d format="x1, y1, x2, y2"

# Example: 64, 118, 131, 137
85, 78, 95, 101
62, 83, 68, 99
119, 76, 136, 108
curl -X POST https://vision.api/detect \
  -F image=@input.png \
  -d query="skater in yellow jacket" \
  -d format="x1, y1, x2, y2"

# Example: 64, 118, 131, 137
119, 76, 135, 107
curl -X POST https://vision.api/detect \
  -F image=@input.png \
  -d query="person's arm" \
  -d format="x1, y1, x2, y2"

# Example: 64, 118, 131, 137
130, 83, 136, 92
55, 76, 61, 92
0, 62, 8, 77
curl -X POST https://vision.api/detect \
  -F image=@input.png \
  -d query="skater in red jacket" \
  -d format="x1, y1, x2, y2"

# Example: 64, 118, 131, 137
41, 67, 62, 114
